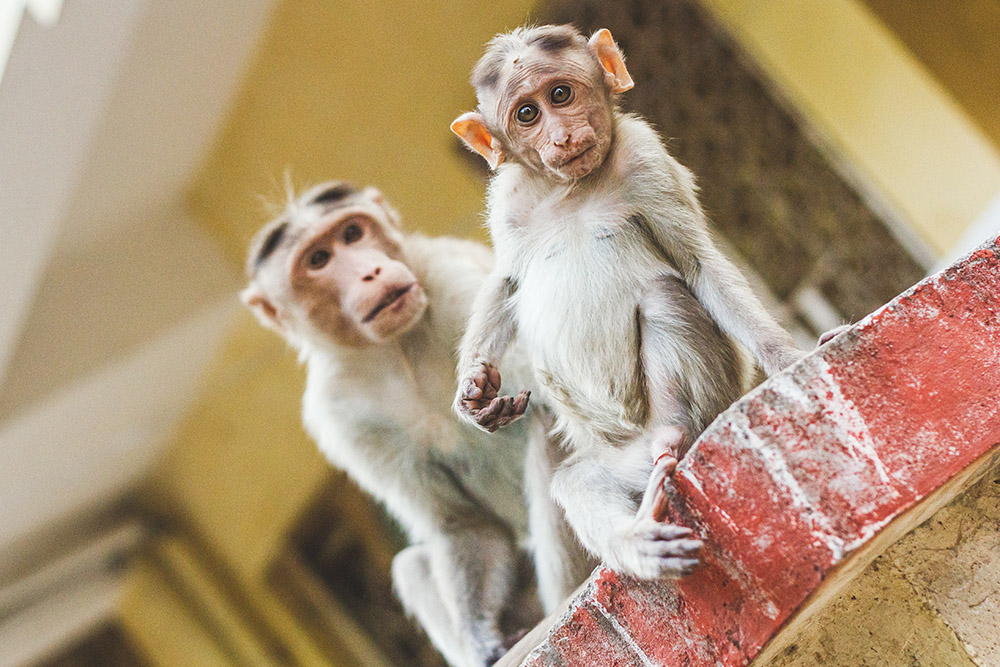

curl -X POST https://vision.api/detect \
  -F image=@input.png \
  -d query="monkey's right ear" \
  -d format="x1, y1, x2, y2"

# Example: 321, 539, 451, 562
588, 29, 634, 94
451, 112, 505, 170
240, 286, 285, 333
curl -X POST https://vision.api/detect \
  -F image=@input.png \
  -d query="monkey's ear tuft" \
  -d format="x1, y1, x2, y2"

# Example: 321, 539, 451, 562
451, 112, 505, 170
240, 285, 284, 333
588, 29, 634, 94
361, 186, 385, 206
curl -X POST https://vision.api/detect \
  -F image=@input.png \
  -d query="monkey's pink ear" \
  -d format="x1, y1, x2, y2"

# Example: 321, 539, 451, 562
451, 112, 505, 170
588, 29, 634, 94
240, 286, 285, 333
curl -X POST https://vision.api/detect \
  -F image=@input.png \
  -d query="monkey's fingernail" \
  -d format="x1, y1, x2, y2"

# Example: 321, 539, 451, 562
467, 386, 482, 398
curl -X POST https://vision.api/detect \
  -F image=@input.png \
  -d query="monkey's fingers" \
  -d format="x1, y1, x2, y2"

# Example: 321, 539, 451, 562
496, 396, 517, 420
661, 558, 700, 578
639, 522, 694, 542
639, 538, 702, 558
651, 485, 670, 523
471, 366, 492, 394
463, 376, 484, 400
460, 397, 489, 414
473, 396, 509, 431
476, 395, 530, 432
484, 363, 502, 391
638, 455, 678, 519
511, 390, 530, 416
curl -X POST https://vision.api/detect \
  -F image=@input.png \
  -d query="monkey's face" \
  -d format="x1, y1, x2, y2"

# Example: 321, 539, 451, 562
501, 65, 614, 181
290, 211, 428, 346
454, 27, 634, 180
243, 187, 428, 349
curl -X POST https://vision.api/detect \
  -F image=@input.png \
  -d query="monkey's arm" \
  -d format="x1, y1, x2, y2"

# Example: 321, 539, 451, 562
454, 271, 530, 432
684, 234, 800, 376
637, 196, 800, 376
622, 119, 801, 376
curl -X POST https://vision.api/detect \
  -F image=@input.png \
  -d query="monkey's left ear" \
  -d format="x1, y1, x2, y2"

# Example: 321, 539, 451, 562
240, 285, 285, 334
588, 29, 634, 94
451, 112, 505, 170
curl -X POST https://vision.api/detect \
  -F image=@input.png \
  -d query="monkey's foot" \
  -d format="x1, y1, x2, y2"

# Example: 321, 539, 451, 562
613, 519, 701, 580
455, 361, 530, 432
638, 450, 679, 523
646, 424, 686, 465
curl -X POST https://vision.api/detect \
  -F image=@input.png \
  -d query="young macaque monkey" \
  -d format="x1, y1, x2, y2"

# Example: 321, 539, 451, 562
451, 25, 802, 580
241, 182, 591, 667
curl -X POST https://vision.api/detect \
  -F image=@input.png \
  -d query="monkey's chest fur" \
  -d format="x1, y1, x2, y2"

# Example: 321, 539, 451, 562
506, 201, 672, 444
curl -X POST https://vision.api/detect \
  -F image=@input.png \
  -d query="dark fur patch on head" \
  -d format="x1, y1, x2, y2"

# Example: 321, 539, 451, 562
471, 54, 505, 94
476, 66, 502, 94
310, 182, 357, 206
528, 29, 577, 53
251, 221, 288, 274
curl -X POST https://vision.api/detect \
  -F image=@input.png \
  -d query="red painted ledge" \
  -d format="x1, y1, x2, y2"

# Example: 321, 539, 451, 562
502, 235, 1000, 666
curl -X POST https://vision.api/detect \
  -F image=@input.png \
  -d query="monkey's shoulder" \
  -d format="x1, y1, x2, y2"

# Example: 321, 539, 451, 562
403, 233, 494, 277
608, 114, 698, 193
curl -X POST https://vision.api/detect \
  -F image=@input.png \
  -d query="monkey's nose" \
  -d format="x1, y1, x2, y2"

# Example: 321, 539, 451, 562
362, 267, 381, 282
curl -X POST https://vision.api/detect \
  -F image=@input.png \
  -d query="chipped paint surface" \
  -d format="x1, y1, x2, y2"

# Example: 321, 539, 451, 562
518, 235, 1000, 666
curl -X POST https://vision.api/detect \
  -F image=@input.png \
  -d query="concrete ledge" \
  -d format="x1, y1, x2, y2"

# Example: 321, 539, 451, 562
503, 234, 1000, 666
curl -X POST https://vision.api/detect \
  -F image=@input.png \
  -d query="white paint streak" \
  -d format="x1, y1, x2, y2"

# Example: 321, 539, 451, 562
738, 417, 847, 561
590, 601, 657, 667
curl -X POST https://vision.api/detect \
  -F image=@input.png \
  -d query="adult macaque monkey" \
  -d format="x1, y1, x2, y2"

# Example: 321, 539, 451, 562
241, 182, 591, 667
451, 26, 802, 580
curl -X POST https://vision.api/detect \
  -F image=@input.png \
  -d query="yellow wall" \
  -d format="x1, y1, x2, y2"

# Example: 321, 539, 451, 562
700, 0, 1000, 257
861, 0, 1000, 152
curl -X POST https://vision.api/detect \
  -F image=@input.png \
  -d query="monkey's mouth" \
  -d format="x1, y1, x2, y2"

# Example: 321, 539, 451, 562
557, 145, 595, 169
362, 283, 416, 323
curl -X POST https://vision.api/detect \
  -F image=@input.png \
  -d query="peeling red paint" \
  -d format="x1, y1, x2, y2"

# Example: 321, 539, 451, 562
517, 238, 1000, 666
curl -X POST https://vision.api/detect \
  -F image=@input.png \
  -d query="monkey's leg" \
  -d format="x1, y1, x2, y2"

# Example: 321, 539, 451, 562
551, 453, 701, 580
524, 415, 597, 611
393, 545, 468, 667
430, 525, 519, 666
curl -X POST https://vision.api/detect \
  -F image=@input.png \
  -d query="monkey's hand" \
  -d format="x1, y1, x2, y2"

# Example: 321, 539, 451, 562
454, 361, 530, 433
613, 456, 702, 579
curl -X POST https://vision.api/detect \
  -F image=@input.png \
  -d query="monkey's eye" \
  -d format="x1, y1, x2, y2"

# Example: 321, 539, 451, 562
550, 85, 573, 105
343, 223, 363, 244
308, 249, 331, 269
516, 103, 539, 125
